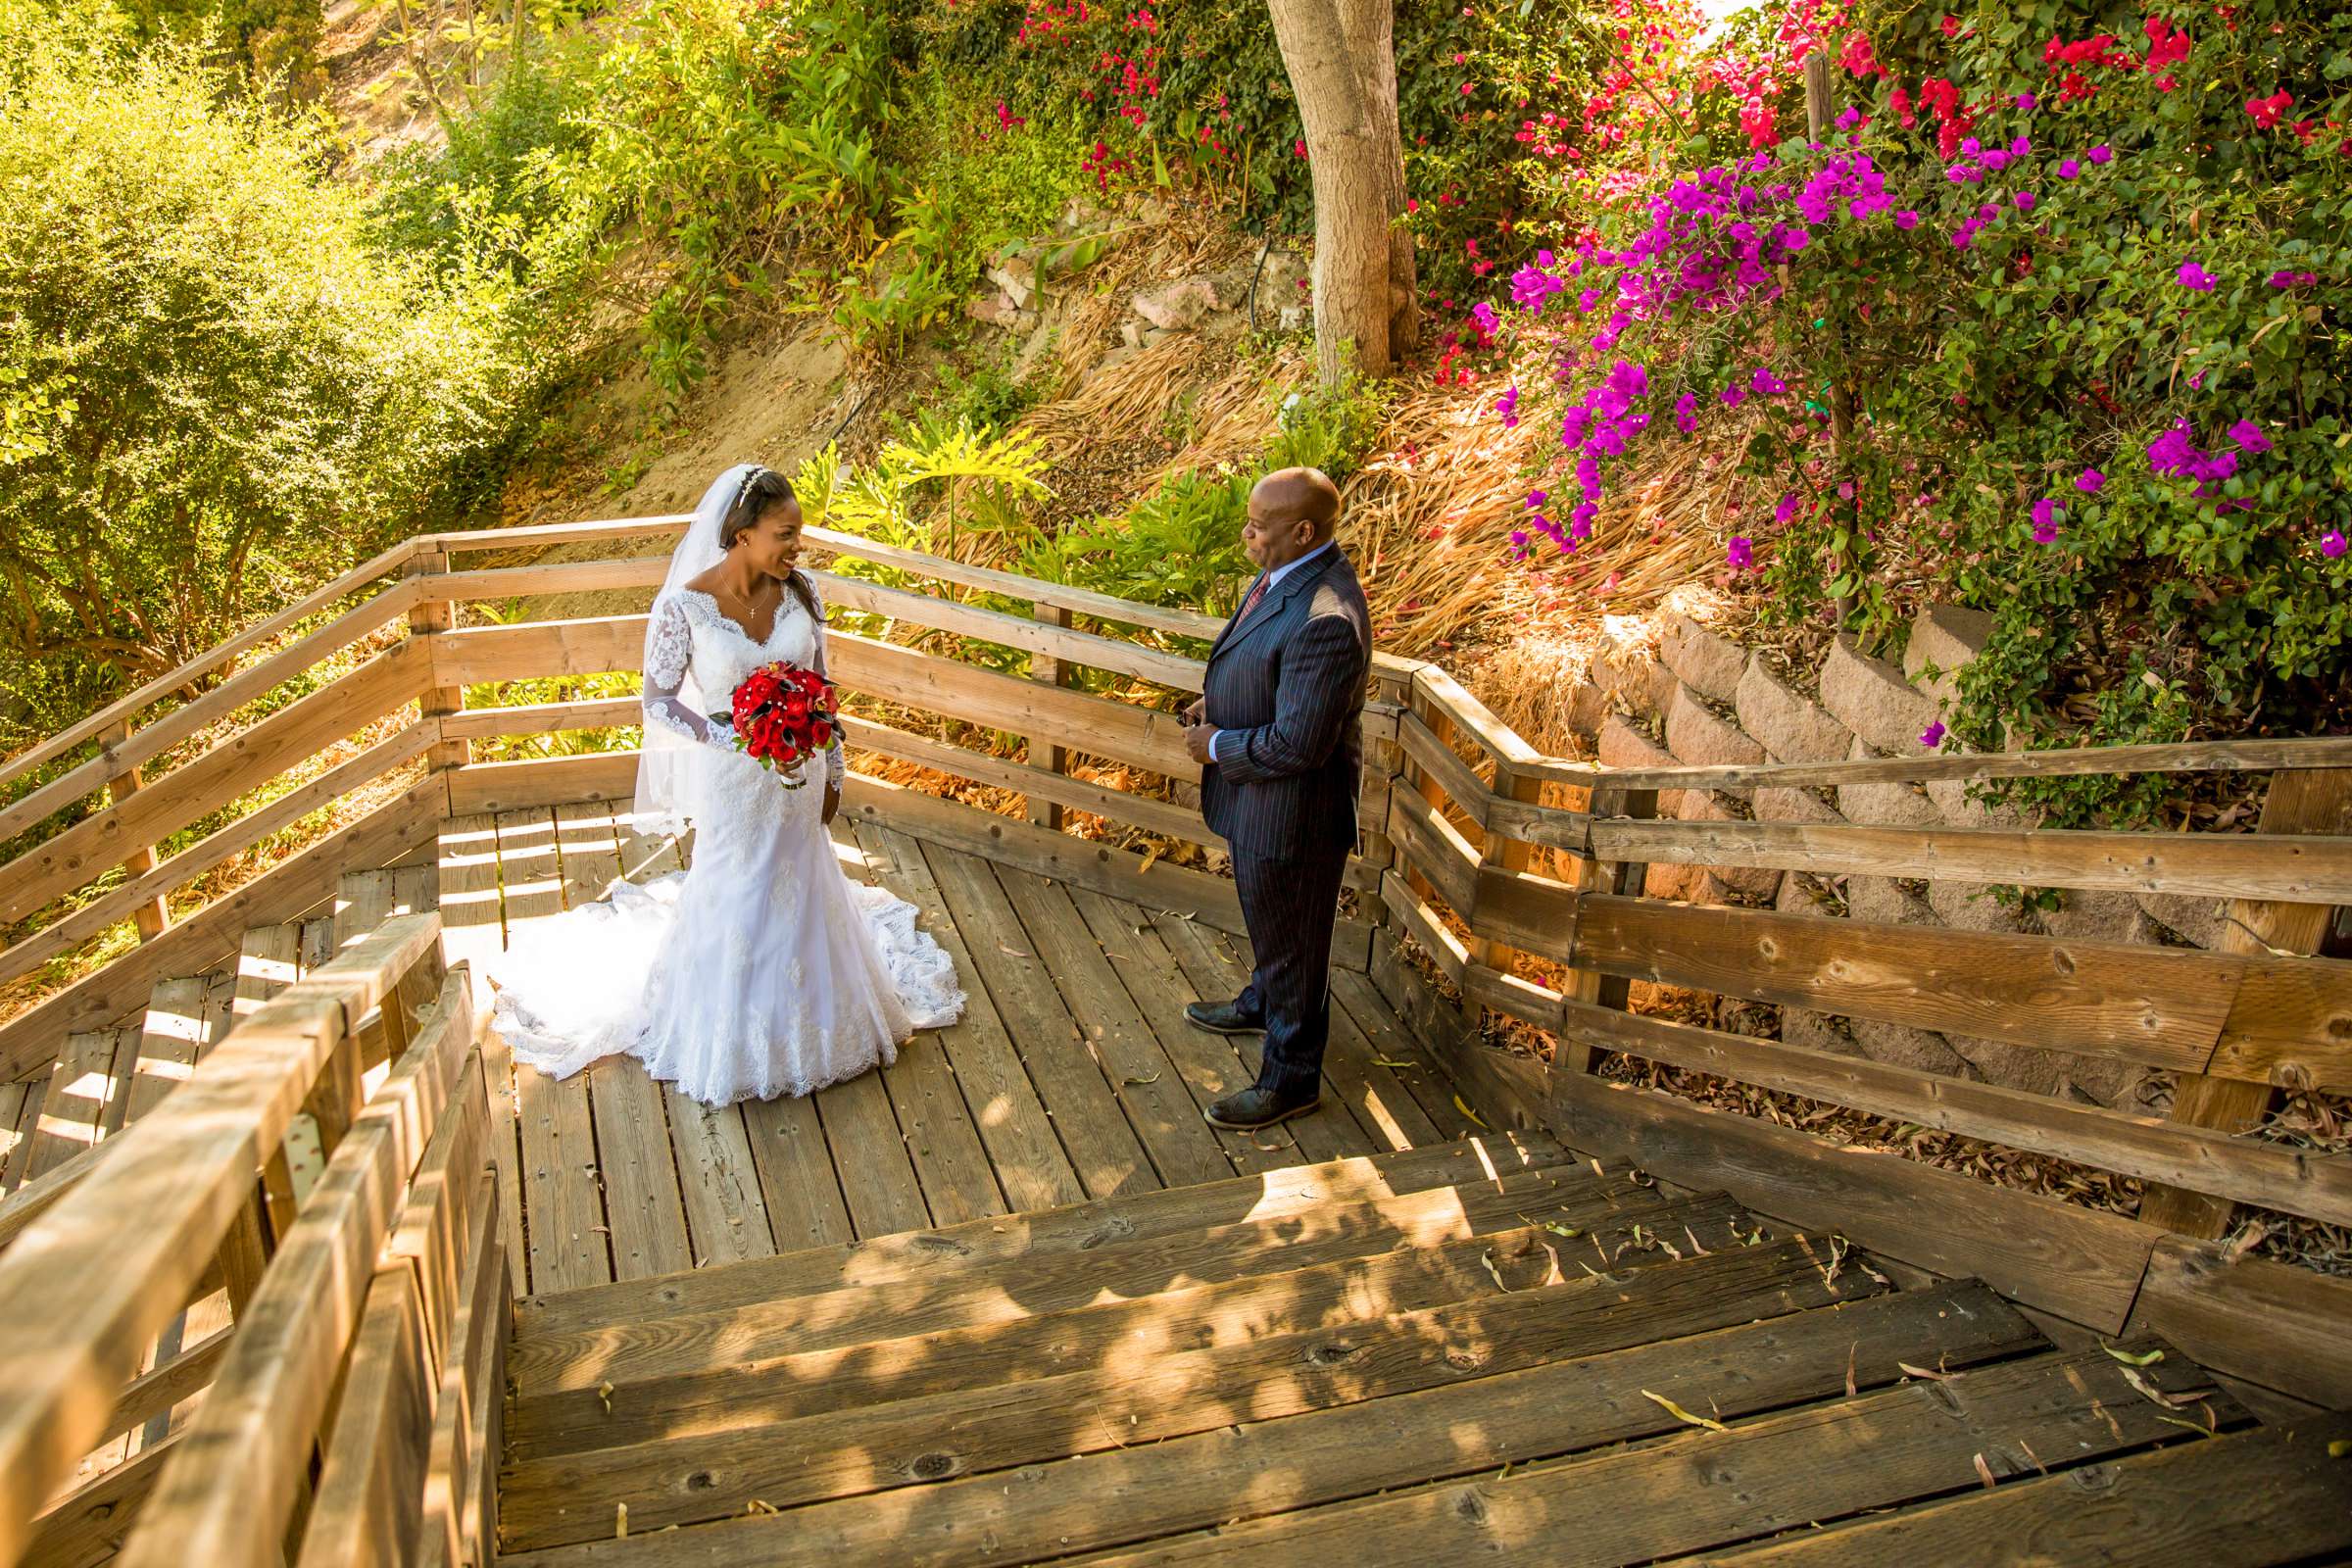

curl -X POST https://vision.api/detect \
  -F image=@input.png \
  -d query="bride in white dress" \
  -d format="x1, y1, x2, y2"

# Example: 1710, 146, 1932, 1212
488, 463, 965, 1105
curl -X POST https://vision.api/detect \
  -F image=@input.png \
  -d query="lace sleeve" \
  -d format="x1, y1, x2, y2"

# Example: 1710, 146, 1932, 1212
805, 573, 846, 788
643, 596, 713, 744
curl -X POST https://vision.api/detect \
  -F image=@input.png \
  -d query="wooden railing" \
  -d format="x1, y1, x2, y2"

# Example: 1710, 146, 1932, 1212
6, 506, 2351, 1430
1364, 659, 2352, 1399
0, 914, 504, 1568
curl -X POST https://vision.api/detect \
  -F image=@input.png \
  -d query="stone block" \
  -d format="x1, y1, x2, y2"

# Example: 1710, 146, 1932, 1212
1598, 713, 1681, 816
1131, 276, 1219, 332
1595, 650, 1674, 719
1754, 785, 1843, 825
1736, 658, 1851, 764
1928, 880, 2027, 933
1944, 1035, 2072, 1099
1925, 775, 2035, 829
1778, 871, 1839, 916
1851, 1019, 1981, 1079
2037, 889, 2153, 945
1903, 602, 1994, 707
2136, 893, 2229, 950
1847, 875, 1936, 927
1660, 612, 1747, 704
1665, 683, 1767, 772
985, 252, 1039, 309
1837, 777, 1943, 828
1564, 681, 1610, 739
1678, 788, 1781, 902
1643, 863, 1695, 900
1782, 1006, 1857, 1055
1820, 634, 1941, 755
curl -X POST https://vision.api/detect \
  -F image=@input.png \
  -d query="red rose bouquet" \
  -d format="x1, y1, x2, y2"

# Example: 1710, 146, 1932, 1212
718, 661, 839, 787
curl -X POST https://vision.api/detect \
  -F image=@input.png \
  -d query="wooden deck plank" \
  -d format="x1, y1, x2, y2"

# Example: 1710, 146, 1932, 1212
583, 1061, 691, 1283
513, 1133, 1567, 1340
613, 795, 687, 883
498, 1217, 1860, 1548
506, 1192, 1754, 1463
923, 843, 1153, 1200
665, 1091, 778, 1268
993, 867, 1235, 1190
1329, 967, 1486, 1140
739, 1092, 854, 1255
1066, 888, 1298, 1176
504, 806, 613, 1296
24, 1029, 123, 1180
1063, 1343, 2241, 1566
0, 1081, 36, 1195
1200, 921, 1443, 1153
858, 826, 1081, 1215
515, 1281, 2037, 1568
550, 802, 699, 1281
1148, 909, 1374, 1165
812, 1071, 930, 1240
439, 812, 526, 1291
1697, 1412, 2352, 1567
507, 1160, 1637, 1395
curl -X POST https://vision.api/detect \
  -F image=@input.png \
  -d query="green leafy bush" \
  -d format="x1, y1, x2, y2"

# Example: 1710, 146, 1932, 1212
0, 17, 529, 736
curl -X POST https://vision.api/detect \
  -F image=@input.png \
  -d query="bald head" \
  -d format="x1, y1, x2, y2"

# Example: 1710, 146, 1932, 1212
1243, 466, 1342, 571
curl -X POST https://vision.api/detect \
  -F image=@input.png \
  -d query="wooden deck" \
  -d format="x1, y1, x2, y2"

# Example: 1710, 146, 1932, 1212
434, 800, 1488, 1300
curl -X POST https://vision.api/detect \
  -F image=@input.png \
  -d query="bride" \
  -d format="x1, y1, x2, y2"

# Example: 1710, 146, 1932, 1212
487, 462, 965, 1105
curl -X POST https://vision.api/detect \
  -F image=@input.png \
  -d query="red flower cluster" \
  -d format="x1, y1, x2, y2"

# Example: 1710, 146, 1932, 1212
728, 662, 838, 784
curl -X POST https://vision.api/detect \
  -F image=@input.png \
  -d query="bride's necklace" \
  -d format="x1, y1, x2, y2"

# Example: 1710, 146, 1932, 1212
709, 576, 779, 637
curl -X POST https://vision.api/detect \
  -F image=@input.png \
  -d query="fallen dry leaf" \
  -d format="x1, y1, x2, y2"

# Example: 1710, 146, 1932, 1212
1642, 1390, 1729, 1433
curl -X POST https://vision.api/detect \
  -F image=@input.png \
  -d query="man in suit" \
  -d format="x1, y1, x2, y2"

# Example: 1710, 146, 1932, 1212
1181, 466, 1372, 1130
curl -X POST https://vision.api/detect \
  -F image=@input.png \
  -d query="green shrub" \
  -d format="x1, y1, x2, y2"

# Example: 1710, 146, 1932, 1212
0, 18, 529, 737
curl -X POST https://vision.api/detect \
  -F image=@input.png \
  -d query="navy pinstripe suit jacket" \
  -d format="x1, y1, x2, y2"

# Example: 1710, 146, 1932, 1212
1198, 546, 1371, 862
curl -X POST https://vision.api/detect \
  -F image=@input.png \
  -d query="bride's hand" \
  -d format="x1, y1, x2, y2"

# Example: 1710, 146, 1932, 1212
821, 777, 842, 825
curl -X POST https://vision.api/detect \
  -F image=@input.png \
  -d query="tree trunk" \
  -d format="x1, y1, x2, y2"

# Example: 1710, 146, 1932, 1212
1265, 0, 1418, 385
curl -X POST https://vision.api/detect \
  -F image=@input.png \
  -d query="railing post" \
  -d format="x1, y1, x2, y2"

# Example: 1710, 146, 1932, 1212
1026, 602, 1069, 831
405, 550, 470, 806
1355, 669, 1413, 933
2137, 767, 2352, 1237
99, 719, 170, 942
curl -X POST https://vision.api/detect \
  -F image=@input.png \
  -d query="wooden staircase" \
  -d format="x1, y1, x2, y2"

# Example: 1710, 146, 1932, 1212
487, 1134, 2351, 1567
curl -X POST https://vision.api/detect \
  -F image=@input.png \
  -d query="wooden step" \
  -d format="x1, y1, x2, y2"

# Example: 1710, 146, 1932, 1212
508, 1191, 1755, 1462
1056, 1339, 2247, 1566
499, 1213, 1888, 1550
514, 1129, 1570, 1334
1696, 1408, 2352, 1566
495, 1279, 2041, 1568
508, 1145, 1636, 1396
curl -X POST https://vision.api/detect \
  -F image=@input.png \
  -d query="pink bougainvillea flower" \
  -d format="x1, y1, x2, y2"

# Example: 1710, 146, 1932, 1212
1721, 381, 1748, 408
2088, 144, 2113, 164
2230, 418, 2272, 454
2323, 529, 2348, 560
1895, 210, 1919, 229
2077, 467, 2106, 494
1773, 491, 1801, 523
2269, 270, 2317, 287
1750, 368, 1787, 396
2058, 157, 2082, 178
2177, 261, 2216, 291
2015, 92, 2036, 110
1674, 393, 1697, 434
2030, 497, 2062, 542
1921, 720, 1946, 748
1470, 300, 1499, 335
2246, 91, 2293, 128
1726, 536, 1754, 570
2014, 190, 2037, 212
1293, 138, 1307, 159
1526, 489, 1547, 509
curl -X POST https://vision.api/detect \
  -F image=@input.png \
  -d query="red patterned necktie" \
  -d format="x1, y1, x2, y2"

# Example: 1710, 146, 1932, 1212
1238, 574, 1268, 621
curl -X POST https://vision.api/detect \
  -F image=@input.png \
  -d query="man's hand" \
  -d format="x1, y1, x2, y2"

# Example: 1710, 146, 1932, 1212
1183, 723, 1217, 766
821, 777, 842, 825
1180, 696, 1206, 726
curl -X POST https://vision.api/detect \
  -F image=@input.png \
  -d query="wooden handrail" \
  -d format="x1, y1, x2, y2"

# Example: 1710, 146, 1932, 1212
0, 914, 444, 1567
0, 542, 418, 798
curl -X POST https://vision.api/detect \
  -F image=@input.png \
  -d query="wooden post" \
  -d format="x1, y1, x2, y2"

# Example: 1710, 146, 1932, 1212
1472, 765, 1540, 978
1549, 783, 1656, 1074
405, 550, 470, 810
100, 720, 170, 942
2138, 768, 2352, 1236
1025, 604, 1070, 831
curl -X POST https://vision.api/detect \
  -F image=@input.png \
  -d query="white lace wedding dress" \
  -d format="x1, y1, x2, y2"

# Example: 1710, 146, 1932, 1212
486, 580, 965, 1106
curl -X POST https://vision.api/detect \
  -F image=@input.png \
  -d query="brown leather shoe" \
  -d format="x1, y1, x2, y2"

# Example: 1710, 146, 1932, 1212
1203, 1085, 1320, 1130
